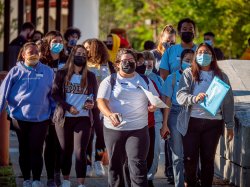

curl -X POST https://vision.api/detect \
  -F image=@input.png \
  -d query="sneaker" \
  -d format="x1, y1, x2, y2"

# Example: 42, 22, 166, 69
47, 179, 57, 187
54, 172, 61, 186
23, 180, 32, 187
62, 180, 71, 187
32, 180, 43, 187
86, 165, 93, 177
94, 161, 105, 177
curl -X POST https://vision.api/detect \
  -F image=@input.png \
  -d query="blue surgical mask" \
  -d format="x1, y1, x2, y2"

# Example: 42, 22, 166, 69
196, 54, 212, 67
69, 39, 77, 46
204, 40, 213, 46
181, 61, 191, 70
51, 43, 64, 54
144, 69, 153, 76
162, 42, 170, 49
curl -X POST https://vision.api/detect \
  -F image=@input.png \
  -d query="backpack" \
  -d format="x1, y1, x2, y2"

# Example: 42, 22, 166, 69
110, 73, 149, 91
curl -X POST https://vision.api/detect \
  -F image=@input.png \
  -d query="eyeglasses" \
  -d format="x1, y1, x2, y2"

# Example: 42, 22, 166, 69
121, 59, 136, 64
197, 50, 212, 55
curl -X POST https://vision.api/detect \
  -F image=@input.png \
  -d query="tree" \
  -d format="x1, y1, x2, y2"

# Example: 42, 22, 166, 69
99, 0, 250, 58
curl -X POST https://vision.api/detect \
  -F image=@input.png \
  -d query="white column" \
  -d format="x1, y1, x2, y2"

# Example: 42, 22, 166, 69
73, 0, 99, 43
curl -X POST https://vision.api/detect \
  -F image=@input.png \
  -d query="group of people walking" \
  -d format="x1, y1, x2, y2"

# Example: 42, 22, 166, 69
0, 17, 234, 187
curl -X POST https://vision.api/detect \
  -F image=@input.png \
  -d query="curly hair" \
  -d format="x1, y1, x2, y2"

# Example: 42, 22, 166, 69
64, 27, 81, 41
83, 38, 109, 66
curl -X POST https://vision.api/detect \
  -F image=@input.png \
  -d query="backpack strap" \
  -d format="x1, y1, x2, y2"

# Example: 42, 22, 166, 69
139, 74, 149, 89
110, 73, 117, 91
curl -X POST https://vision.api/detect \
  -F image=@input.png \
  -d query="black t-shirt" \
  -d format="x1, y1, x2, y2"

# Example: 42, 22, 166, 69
8, 36, 28, 70
214, 47, 224, 60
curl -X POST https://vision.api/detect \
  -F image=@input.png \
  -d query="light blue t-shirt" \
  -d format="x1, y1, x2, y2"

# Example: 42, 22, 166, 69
159, 44, 197, 74
65, 74, 89, 117
147, 72, 164, 94
162, 70, 182, 105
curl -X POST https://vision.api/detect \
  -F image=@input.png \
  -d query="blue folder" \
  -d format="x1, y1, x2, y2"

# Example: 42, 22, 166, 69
200, 76, 230, 116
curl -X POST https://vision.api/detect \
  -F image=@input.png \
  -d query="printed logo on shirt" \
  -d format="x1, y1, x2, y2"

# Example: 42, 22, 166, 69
65, 83, 84, 94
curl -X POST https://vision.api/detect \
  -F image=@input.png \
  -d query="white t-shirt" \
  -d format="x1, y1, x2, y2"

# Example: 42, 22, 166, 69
191, 70, 222, 120
65, 74, 89, 117
97, 72, 159, 131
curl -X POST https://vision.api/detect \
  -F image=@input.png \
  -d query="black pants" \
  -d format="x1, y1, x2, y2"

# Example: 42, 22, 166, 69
104, 126, 149, 187
124, 126, 155, 186
86, 108, 106, 165
44, 125, 61, 180
183, 117, 223, 187
13, 119, 49, 181
55, 117, 92, 178
147, 126, 155, 172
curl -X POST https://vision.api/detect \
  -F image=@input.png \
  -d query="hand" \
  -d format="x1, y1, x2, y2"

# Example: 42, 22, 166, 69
226, 128, 234, 142
69, 106, 79, 115
148, 105, 157, 112
108, 113, 121, 127
195, 93, 207, 103
84, 101, 94, 110
160, 122, 171, 138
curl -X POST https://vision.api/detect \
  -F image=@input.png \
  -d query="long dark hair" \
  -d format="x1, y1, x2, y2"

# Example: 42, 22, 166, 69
63, 45, 88, 89
40, 30, 67, 67
191, 43, 223, 82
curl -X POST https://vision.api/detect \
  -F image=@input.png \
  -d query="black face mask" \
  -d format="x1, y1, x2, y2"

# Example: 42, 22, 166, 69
121, 61, 136, 74
106, 44, 113, 50
181, 32, 194, 43
135, 64, 146, 74
74, 56, 86, 67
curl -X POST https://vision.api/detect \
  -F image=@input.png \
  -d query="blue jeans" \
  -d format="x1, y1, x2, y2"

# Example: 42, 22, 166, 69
168, 105, 184, 187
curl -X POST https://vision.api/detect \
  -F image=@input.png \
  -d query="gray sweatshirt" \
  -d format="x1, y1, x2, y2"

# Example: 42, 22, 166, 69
176, 68, 234, 136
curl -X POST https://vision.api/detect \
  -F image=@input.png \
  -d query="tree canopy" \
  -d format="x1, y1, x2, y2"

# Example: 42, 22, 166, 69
99, 0, 250, 58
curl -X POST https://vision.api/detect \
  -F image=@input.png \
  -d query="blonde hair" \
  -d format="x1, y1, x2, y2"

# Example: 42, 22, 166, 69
157, 25, 176, 55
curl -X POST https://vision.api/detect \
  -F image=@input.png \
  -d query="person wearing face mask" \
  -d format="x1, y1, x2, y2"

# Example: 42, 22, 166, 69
176, 43, 234, 187
204, 32, 224, 60
105, 34, 121, 64
151, 25, 176, 74
160, 18, 197, 81
97, 49, 159, 187
135, 52, 147, 74
39, 30, 68, 187
0, 42, 54, 187
8, 22, 35, 70
83, 38, 110, 177
52, 45, 98, 187
161, 49, 194, 187
64, 27, 81, 55
142, 51, 164, 187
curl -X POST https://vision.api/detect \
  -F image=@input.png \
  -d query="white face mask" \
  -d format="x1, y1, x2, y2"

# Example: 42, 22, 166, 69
25, 54, 39, 66
181, 61, 191, 70
144, 69, 153, 76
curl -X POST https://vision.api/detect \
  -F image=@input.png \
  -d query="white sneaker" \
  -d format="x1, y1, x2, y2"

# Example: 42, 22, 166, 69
86, 165, 93, 177
23, 180, 32, 187
94, 161, 105, 176
32, 180, 43, 187
62, 180, 71, 187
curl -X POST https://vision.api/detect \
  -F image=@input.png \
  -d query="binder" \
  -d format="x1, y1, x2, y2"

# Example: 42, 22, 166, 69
200, 76, 230, 116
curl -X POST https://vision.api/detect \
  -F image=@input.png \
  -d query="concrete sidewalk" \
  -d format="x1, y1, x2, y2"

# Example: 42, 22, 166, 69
9, 131, 234, 187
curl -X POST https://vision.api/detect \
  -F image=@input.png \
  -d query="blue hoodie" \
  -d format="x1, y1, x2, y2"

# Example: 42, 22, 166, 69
0, 61, 54, 122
